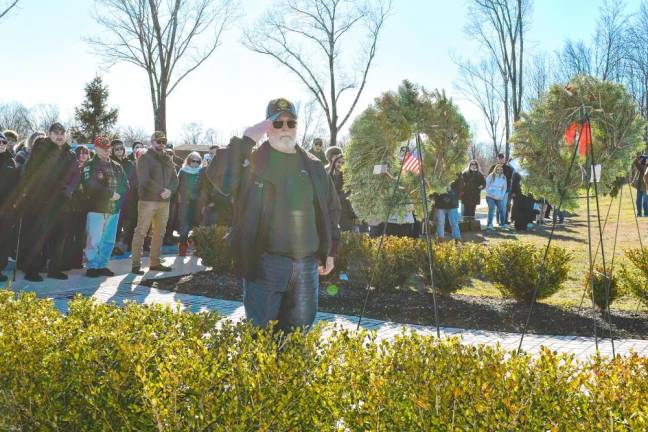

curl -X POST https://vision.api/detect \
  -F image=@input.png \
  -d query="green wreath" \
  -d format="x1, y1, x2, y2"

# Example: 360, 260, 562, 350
513, 75, 646, 209
344, 81, 470, 222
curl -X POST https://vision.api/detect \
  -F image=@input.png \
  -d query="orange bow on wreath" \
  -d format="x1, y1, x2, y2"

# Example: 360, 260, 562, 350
564, 121, 591, 158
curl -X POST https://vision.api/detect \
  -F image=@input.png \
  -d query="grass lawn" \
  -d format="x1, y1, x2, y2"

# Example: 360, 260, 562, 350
458, 185, 648, 313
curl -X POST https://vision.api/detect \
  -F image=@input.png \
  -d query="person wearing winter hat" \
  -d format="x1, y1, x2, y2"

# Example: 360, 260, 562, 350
2, 130, 18, 155
15, 123, 78, 281
310, 138, 327, 164
204, 97, 341, 332
82, 136, 127, 277
325, 146, 342, 166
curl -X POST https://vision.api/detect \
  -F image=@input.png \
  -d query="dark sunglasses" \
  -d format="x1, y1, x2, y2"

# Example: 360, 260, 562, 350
190, 159, 201, 164
272, 120, 297, 129
0, 140, 7, 145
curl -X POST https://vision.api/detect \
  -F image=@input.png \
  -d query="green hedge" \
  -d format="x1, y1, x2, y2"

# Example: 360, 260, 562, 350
0, 290, 646, 431
190, 225, 232, 274
484, 241, 571, 302
619, 248, 648, 308
191, 230, 575, 301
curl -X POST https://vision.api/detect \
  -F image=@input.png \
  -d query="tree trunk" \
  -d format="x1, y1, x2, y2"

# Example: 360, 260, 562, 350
154, 96, 167, 133
329, 124, 338, 149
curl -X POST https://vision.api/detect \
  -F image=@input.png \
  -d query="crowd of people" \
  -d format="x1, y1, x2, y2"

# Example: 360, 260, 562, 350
0, 126, 232, 282
1, 120, 647, 283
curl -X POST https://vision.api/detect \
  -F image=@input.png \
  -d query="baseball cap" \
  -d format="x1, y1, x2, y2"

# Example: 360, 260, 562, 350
151, 131, 167, 142
266, 98, 297, 121
49, 122, 66, 133
94, 136, 111, 149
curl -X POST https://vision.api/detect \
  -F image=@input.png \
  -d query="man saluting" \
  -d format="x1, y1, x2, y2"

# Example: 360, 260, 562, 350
208, 98, 340, 332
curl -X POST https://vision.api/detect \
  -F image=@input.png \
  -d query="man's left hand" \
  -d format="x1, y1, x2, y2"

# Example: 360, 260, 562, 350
319, 256, 335, 276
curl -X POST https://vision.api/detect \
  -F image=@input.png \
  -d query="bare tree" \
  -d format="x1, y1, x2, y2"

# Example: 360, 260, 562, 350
593, 0, 627, 81
297, 99, 326, 148
556, 40, 592, 82
119, 125, 147, 146
625, 1, 648, 139
465, 0, 531, 158
244, 0, 391, 146
455, 57, 505, 157
0, 0, 19, 21
557, 0, 627, 82
181, 121, 204, 145
525, 52, 553, 108
88, 0, 240, 133
0, 102, 33, 137
29, 104, 61, 132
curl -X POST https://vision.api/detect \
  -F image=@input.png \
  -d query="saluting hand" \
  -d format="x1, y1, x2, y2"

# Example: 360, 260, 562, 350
243, 120, 272, 143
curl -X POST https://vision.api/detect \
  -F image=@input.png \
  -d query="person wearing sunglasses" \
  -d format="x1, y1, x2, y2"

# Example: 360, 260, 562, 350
177, 152, 203, 256
205, 97, 341, 333
310, 138, 327, 164
131, 131, 178, 274
110, 140, 137, 256
0, 132, 19, 283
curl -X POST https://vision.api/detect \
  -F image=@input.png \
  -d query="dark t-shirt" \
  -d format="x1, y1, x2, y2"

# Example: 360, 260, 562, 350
266, 148, 320, 259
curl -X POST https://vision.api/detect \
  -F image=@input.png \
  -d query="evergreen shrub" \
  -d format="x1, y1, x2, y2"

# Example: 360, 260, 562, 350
0, 291, 646, 431
190, 225, 233, 274
584, 266, 621, 311
619, 248, 648, 308
484, 241, 571, 302
417, 241, 472, 294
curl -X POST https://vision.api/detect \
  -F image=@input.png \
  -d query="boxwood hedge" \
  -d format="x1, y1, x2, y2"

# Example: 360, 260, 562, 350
1, 290, 646, 431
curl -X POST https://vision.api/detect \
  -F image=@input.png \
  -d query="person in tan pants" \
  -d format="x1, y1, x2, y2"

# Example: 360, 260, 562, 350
131, 131, 178, 274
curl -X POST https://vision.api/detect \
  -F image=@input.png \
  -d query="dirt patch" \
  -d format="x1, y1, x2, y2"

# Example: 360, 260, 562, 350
141, 271, 648, 340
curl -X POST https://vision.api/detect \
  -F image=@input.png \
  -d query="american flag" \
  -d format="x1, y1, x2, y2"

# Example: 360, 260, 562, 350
402, 149, 421, 175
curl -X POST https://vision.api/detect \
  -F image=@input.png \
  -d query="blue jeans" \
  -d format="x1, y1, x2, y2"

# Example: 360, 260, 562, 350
243, 253, 319, 332
636, 189, 648, 216
496, 191, 510, 223
435, 208, 461, 239
486, 197, 506, 227
85, 212, 120, 269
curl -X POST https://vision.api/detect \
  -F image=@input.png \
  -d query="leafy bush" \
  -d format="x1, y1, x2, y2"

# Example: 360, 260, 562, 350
335, 232, 374, 288
619, 248, 648, 307
459, 242, 488, 279
0, 290, 646, 431
190, 225, 233, 274
484, 241, 571, 302
584, 266, 621, 312
416, 241, 471, 294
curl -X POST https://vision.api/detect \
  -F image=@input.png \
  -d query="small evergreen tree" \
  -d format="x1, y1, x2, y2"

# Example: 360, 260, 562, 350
73, 76, 119, 143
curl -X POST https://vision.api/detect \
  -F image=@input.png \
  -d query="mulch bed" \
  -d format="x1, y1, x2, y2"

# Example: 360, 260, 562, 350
141, 271, 648, 340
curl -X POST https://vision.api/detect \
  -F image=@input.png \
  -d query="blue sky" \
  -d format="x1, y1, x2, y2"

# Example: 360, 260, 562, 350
0, 0, 642, 143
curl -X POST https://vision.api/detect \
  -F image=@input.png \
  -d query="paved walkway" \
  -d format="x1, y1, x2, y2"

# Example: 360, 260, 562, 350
4, 255, 647, 359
